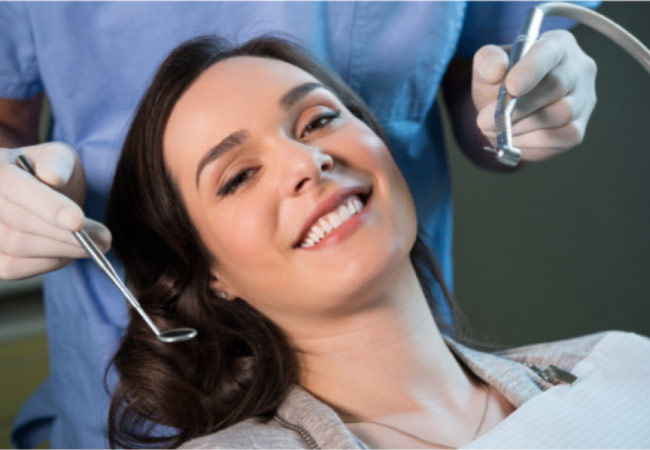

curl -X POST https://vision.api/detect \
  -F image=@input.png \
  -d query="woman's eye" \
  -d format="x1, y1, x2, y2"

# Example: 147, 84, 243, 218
218, 167, 258, 197
300, 109, 341, 138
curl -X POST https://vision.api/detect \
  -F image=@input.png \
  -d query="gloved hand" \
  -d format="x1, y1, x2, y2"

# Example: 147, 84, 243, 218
0, 142, 111, 280
472, 29, 597, 162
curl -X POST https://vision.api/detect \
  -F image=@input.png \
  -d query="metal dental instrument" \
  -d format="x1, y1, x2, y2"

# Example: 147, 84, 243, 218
485, 2, 650, 167
15, 154, 197, 343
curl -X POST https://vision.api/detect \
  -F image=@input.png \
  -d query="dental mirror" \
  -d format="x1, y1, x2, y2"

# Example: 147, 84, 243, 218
159, 328, 199, 343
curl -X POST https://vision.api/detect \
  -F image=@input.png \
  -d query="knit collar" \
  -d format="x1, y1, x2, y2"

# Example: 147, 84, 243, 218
275, 335, 547, 449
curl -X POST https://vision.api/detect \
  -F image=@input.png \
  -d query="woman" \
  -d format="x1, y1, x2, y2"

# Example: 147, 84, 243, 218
105, 36, 650, 449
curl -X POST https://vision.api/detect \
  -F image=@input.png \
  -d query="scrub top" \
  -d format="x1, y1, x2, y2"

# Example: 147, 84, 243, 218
0, 2, 596, 448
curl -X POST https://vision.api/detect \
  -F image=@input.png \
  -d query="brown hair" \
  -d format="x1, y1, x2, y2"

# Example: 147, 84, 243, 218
105, 35, 461, 448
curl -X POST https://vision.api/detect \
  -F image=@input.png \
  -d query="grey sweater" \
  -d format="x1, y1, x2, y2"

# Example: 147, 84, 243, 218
180, 330, 641, 449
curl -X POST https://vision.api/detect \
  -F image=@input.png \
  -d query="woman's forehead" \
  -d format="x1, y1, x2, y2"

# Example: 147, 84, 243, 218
163, 56, 322, 183
186, 56, 318, 106
165, 56, 320, 144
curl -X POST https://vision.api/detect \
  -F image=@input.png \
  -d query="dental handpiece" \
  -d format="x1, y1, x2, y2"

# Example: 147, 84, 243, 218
485, 2, 650, 167
15, 154, 197, 344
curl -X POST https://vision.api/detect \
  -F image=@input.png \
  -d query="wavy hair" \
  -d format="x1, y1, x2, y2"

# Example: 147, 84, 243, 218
105, 35, 461, 448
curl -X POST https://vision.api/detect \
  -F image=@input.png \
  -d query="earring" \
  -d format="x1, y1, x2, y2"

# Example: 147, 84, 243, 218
218, 291, 228, 299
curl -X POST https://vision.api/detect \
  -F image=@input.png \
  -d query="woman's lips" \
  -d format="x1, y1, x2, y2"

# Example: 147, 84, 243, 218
293, 185, 372, 247
295, 192, 372, 251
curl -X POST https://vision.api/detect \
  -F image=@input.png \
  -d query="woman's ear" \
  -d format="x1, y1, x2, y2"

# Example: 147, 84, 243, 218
209, 273, 234, 301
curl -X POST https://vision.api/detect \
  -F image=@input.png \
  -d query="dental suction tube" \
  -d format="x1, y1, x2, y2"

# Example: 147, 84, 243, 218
486, 2, 650, 167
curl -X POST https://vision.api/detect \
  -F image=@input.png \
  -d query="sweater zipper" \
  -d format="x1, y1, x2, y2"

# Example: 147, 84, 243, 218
274, 414, 320, 449
523, 362, 578, 385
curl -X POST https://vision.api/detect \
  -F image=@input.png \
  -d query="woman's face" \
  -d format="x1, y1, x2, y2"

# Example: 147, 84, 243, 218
163, 56, 417, 327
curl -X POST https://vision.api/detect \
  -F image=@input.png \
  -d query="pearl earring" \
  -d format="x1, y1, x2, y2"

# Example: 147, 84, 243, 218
219, 291, 228, 299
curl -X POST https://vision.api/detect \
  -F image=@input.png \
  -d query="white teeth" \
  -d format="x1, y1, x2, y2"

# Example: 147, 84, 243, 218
352, 197, 364, 212
311, 224, 325, 239
338, 203, 352, 221
329, 212, 344, 228
319, 219, 333, 233
327, 212, 349, 228
299, 194, 366, 248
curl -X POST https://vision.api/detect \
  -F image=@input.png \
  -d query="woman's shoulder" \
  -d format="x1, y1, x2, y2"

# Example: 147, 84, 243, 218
447, 330, 649, 408
497, 330, 649, 370
177, 383, 364, 449
179, 415, 307, 449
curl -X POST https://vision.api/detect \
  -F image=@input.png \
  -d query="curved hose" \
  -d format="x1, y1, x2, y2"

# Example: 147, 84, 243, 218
537, 2, 650, 73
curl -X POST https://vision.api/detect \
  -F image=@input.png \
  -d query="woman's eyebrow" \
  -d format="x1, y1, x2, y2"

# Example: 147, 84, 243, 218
195, 82, 327, 189
280, 82, 325, 109
195, 130, 249, 188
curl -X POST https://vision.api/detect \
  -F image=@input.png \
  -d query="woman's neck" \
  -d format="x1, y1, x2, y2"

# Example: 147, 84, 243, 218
291, 261, 479, 426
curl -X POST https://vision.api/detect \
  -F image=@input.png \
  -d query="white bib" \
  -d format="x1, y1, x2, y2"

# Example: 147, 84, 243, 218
464, 332, 650, 448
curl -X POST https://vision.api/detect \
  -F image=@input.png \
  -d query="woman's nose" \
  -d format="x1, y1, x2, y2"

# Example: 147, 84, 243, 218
279, 142, 334, 197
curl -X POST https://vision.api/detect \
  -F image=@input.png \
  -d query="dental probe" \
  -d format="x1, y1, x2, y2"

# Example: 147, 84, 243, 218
485, 2, 650, 167
15, 155, 197, 344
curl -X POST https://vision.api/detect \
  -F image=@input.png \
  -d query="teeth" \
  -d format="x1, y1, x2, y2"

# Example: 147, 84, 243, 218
338, 203, 351, 222
329, 212, 343, 228
349, 197, 362, 213
320, 219, 333, 233
311, 224, 325, 240
299, 194, 365, 248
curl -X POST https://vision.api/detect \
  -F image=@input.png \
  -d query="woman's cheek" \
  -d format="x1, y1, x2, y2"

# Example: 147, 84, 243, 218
224, 200, 284, 266
230, 210, 265, 252
349, 126, 394, 173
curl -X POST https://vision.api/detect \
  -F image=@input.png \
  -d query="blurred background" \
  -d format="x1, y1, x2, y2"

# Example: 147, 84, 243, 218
0, 1, 648, 448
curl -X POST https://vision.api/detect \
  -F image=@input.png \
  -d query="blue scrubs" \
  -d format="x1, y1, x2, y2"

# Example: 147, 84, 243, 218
0, 2, 597, 448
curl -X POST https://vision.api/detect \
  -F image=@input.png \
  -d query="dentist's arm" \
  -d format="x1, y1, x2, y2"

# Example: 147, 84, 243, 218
0, 95, 111, 280
442, 29, 597, 170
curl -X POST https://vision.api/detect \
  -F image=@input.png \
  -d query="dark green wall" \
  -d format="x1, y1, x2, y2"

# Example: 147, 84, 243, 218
448, 2, 650, 346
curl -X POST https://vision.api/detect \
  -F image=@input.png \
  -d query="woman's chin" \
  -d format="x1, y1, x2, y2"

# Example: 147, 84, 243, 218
306, 246, 410, 309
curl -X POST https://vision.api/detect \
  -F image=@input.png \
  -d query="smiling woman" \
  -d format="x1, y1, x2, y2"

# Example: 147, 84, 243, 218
105, 35, 458, 448
104, 35, 650, 450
